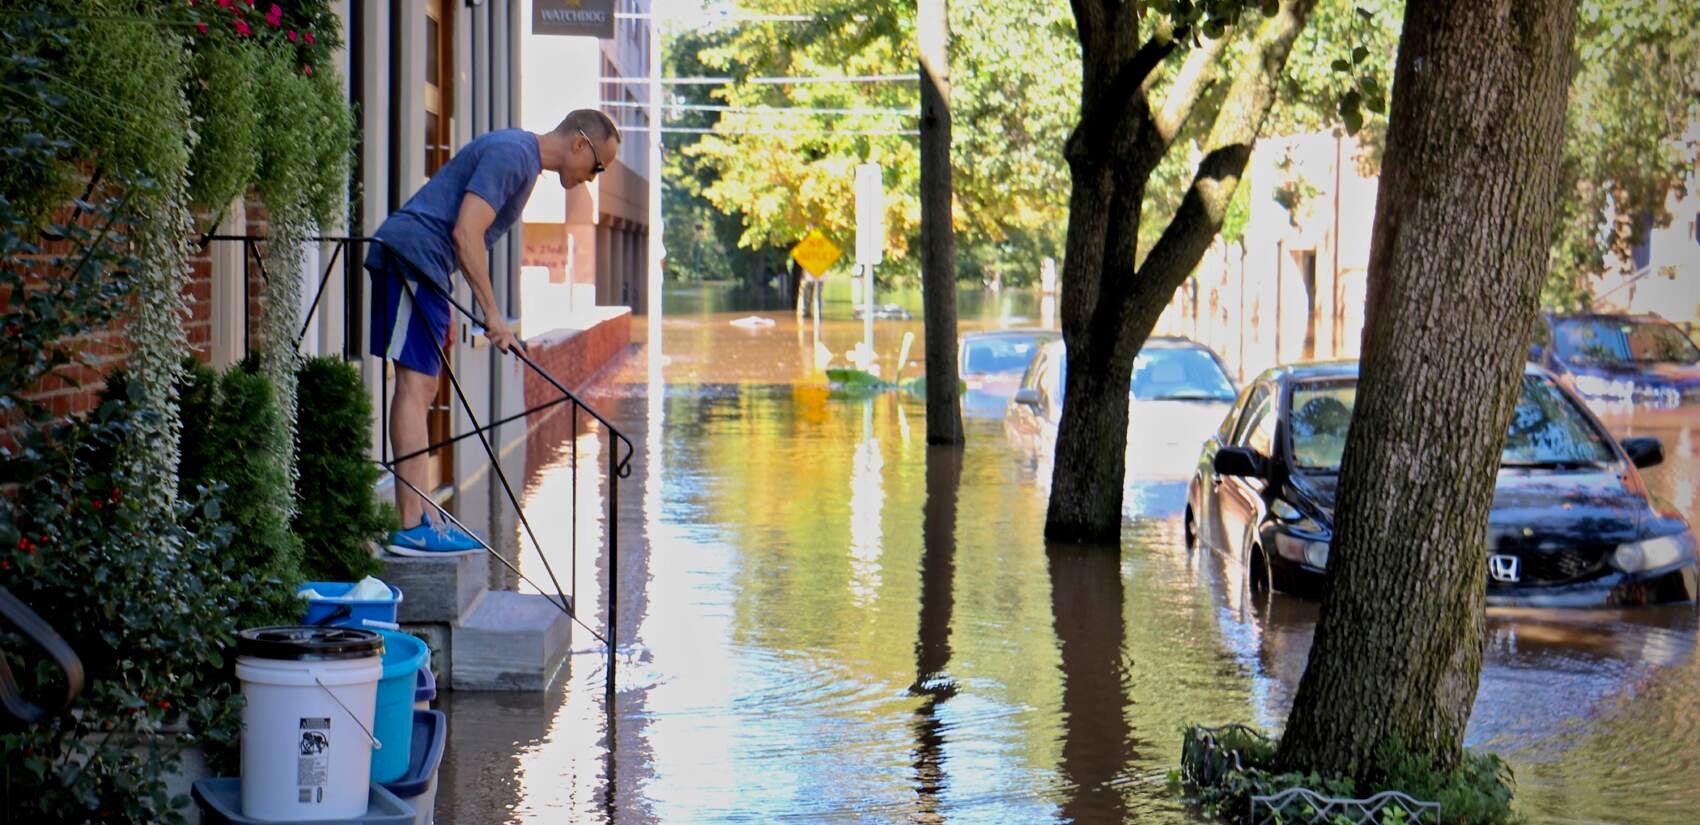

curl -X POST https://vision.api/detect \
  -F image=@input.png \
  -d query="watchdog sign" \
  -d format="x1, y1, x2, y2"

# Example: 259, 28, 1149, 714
533, 0, 616, 38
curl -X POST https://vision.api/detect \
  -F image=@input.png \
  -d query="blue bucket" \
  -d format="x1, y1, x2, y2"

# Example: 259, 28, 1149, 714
371, 630, 428, 783
299, 581, 404, 630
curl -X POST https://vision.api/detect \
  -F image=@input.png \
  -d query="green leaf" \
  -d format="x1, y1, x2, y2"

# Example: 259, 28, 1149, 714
1343, 109, 1365, 134
1356, 6, 1374, 19
1262, 0, 1279, 16
1352, 45, 1370, 64
1332, 58, 1352, 72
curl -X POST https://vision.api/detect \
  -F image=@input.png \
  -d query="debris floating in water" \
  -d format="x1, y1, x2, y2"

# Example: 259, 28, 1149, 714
730, 315, 777, 329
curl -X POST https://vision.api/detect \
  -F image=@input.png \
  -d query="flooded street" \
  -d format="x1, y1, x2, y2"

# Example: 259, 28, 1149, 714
436, 289, 1700, 824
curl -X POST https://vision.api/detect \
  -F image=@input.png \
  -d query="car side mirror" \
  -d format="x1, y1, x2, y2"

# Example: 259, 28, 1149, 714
1013, 388, 1040, 407
1213, 446, 1267, 478
1622, 436, 1664, 469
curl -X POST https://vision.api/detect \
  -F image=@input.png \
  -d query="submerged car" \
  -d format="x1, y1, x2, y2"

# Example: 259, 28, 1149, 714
1006, 337, 1238, 480
1532, 313, 1700, 406
1186, 361, 1698, 607
959, 329, 1061, 416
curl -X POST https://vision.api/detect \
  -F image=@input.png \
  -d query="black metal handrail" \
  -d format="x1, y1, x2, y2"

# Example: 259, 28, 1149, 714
198, 233, 632, 701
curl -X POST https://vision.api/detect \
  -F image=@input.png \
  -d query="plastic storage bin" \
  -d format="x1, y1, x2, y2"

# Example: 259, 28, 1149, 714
413, 666, 436, 711
371, 630, 429, 783
378, 710, 446, 825
235, 627, 383, 820
193, 777, 414, 825
299, 582, 404, 630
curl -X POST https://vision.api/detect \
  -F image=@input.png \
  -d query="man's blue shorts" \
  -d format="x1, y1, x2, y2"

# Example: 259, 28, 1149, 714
367, 246, 452, 377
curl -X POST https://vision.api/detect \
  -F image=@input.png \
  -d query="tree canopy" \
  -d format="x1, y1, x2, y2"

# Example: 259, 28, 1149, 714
664, 0, 1696, 305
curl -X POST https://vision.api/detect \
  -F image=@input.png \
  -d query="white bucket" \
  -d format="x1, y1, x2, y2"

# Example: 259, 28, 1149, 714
235, 627, 385, 821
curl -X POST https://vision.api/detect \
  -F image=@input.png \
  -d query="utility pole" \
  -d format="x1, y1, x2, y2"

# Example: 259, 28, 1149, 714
918, 0, 962, 444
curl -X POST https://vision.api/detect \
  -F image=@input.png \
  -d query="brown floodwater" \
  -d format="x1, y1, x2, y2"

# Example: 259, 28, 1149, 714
434, 287, 1700, 824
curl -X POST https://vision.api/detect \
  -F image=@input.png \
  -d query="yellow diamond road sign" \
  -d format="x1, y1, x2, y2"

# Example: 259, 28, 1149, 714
791, 229, 842, 278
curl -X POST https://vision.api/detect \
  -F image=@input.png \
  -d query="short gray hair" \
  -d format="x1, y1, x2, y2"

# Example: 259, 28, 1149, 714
556, 109, 620, 143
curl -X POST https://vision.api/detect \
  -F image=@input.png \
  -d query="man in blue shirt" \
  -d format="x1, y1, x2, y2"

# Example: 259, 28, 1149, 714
369, 109, 619, 555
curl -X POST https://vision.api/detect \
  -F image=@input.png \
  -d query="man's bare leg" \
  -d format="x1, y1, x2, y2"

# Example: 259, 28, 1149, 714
391, 364, 438, 528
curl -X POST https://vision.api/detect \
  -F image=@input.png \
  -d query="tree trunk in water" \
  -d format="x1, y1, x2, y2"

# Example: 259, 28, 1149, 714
1046, 0, 1316, 543
919, 0, 963, 445
1277, 0, 1578, 778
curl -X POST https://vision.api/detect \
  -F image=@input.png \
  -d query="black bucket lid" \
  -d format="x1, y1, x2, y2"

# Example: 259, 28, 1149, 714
237, 626, 384, 661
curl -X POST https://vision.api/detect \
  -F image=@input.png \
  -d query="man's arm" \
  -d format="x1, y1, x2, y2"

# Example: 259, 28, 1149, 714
451, 193, 523, 354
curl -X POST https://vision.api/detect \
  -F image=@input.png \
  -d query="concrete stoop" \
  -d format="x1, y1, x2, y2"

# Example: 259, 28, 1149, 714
382, 553, 572, 692
451, 591, 572, 691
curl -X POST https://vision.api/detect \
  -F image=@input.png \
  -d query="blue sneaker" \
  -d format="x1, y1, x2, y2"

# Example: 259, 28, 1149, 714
387, 512, 485, 557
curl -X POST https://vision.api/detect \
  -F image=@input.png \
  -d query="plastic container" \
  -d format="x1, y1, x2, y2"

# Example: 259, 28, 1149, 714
192, 777, 414, 825
299, 582, 404, 630
378, 710, 446, 825
371, 630, 429, 784
235, 627, 384, 821
413, 667, 436, 711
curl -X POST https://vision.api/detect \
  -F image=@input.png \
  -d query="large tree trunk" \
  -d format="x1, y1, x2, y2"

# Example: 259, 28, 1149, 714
919, 0, 963, 445
1046, 0, 1315, 542
1277, 0, 1578, 778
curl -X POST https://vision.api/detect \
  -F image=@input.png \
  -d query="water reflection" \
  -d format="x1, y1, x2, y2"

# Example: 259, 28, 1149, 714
911, 446, 962, 823
1050, 544, 1136, 822
435, 284, 1700, 824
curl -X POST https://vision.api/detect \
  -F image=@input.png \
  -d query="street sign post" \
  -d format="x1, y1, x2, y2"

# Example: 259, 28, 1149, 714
854, 163, 883, 370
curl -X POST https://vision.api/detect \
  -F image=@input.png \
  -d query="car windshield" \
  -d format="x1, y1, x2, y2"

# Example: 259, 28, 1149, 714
963, 334, 1053, 375
1290, 375, 1617, 472
1552, 318, 1700, 366
1130, 347, 1236, 401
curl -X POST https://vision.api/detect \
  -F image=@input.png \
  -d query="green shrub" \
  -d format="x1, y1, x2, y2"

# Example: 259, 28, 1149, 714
1178, 725, 1521, 825
293, 356, 396, 581
186, 363, 304, 624
0, 399, 250, 824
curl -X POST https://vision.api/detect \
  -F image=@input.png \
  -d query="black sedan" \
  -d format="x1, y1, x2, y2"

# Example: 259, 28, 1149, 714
1185, 361, 1699, 606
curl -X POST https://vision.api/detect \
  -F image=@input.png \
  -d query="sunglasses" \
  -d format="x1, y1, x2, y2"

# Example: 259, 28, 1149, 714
577, 128, 606, 177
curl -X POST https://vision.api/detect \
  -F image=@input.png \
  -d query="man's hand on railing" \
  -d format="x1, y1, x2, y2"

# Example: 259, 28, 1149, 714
484, 320, 527, 355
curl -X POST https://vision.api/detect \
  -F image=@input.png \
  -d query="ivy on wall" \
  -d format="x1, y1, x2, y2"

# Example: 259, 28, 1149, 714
0, 2, 358, 821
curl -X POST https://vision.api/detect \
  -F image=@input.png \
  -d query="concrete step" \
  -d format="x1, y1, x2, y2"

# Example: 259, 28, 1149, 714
382, 550, 489, 624
450, 591, 573, 691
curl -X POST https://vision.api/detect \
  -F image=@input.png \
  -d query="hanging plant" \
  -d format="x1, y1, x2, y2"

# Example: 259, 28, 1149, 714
187, 39, 262, 212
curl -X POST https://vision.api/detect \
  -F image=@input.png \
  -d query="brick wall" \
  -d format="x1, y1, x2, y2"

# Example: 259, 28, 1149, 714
19, 198, 274, 423
521, 309, 633, 417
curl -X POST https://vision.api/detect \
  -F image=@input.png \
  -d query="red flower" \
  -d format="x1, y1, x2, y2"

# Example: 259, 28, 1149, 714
15, 538, 25, 551
217, 0, 231, 7
287, 29, 297, 42
246, 0, 254, 5
196, 21, 209, 33
304, 31, 315, 44
266, 4, 282, 26
234, 19, 252, 36
92, 498, 103, 510
1, 560, 10, 570
157, 699, 172, 710
303, 64, 313, 76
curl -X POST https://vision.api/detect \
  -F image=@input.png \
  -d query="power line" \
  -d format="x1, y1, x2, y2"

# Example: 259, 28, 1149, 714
621, 125, 919, 136
615, 12, 815, 22
599, 100, 919, 117
600, 73, 920, 86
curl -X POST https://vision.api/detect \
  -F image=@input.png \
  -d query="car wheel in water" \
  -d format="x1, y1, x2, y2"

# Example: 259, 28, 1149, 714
1184, 506, 1197, 550
1248, 544, 1272, 594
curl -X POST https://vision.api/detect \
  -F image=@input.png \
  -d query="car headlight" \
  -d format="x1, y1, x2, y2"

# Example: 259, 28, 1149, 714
1612, 533, 1695, 573
1273, 531, 1331, 569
